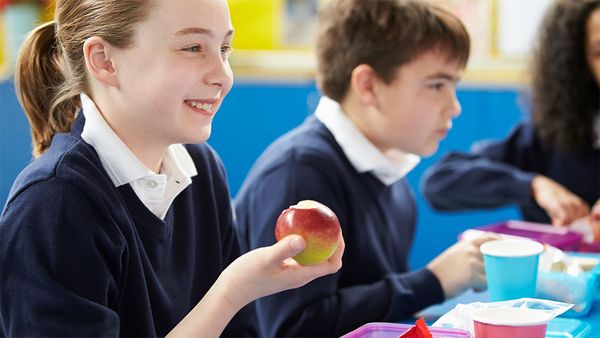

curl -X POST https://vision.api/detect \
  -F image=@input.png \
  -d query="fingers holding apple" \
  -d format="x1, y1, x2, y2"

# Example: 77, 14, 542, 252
275, 200, 341, 266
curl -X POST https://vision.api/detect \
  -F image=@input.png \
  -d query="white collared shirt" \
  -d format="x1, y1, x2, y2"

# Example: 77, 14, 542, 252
80, 93, 197, 219
315, 96, 420, 186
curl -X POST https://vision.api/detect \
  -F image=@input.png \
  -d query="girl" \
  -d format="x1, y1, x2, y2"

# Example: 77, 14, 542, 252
423, 0, 600, 227
0, 0, 343, 337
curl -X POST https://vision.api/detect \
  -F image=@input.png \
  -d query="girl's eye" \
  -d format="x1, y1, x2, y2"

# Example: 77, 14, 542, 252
221, 46, 233, 60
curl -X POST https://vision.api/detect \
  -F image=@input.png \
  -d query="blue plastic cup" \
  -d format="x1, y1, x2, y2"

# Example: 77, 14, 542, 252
481, 239, 544, 301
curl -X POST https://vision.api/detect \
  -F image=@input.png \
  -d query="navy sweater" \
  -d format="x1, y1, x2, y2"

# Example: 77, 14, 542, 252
0, 115, 256, 337
422, 121, 600, 223
235, 116, 444, 337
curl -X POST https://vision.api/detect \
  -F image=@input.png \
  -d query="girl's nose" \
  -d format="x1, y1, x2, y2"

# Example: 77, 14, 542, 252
206, 56, 233, 89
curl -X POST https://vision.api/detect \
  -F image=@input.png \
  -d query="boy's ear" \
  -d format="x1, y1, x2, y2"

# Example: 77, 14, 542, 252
83, 37, 119, 87
350, 64, 379, 106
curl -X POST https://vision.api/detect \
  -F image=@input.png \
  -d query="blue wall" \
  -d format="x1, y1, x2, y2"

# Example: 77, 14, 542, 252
1, 80, 32, 209
0, 79, 523, 269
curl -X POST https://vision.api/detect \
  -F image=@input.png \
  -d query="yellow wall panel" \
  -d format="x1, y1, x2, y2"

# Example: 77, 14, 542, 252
229, 0, 281, 50
0, 12, 5, 73
42, 0, 55, 22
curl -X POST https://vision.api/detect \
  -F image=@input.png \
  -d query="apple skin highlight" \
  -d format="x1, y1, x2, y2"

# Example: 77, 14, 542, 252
275, 200, 341, 265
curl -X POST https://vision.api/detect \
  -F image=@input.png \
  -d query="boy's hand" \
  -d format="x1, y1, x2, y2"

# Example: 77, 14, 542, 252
427, 235, 497, 299
531, 175, 589, 226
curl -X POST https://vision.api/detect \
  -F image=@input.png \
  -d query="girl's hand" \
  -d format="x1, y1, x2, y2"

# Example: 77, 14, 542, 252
221, 233, 344, 309
531, 175, 590, 226
167, 234, 344, 338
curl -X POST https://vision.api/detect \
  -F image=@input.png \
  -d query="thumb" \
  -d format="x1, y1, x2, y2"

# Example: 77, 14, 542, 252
469, 232, 500, 247
269, 235, 306, 263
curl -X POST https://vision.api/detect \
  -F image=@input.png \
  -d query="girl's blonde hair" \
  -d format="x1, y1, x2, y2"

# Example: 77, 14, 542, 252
15, 0, 153, 157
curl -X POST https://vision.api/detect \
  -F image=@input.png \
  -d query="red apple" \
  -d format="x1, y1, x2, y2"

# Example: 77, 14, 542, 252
275, 200, 341, 265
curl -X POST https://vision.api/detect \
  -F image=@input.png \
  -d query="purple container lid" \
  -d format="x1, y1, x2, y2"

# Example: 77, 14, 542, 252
341, 322, 471, 338
467, 220, 582, 251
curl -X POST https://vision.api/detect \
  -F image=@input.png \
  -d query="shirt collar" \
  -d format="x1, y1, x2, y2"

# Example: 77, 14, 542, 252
79, 93, 197, 187
314, 96, 420, 185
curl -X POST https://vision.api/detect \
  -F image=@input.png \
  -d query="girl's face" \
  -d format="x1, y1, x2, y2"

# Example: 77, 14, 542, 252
586, 6, 600, 87
111, 0, 234, 148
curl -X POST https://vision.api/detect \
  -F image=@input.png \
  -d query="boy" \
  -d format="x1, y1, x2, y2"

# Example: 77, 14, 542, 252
235, 0, 493, 336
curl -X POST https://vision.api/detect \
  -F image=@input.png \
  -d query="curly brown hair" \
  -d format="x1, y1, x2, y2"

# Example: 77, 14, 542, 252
531, 0, 600, 152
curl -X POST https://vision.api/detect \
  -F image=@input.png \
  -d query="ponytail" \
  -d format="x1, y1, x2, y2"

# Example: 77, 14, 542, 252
15, 21, 80, 157
16, 0, 154, 157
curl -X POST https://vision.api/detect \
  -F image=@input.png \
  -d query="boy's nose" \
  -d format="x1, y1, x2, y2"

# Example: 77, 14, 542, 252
449, 93, 462, 118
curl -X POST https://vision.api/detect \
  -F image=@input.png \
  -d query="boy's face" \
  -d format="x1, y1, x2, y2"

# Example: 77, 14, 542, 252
368, 51, 463, 156
110, 0, 234, 148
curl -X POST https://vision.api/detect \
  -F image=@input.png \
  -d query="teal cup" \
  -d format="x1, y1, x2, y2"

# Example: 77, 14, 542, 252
481, 239, 544, 301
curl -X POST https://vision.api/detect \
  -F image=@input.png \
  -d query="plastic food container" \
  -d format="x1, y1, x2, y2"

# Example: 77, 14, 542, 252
462, 220, 582, 251
546, 317, 592, 338
537, 252, 600, 317
471, 307, 552, 338
340, 322, 470, 338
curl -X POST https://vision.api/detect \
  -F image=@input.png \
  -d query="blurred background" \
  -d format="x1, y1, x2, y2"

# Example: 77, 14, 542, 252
0, 0, 553, 268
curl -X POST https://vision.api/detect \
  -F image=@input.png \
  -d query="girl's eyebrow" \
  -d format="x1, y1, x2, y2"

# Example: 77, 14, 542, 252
175, 27, 234, 39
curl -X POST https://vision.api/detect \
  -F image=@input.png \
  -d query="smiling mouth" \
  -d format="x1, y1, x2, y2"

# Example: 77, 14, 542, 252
186, 100, 213, 111
185, 100, 216, 116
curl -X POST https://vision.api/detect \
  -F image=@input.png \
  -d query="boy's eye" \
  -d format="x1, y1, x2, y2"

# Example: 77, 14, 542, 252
428, 83, 445, 90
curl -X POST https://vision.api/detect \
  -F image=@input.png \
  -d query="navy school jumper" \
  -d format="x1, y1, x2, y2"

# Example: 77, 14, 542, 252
235, 115, 444, 337
0, 114, 256, 337
422, 121, 600, 223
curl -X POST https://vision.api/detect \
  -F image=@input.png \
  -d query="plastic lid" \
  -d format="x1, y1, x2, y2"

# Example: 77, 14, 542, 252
473, 221, 582, 250
471, 308, 553, 326
341, 322, 470, 338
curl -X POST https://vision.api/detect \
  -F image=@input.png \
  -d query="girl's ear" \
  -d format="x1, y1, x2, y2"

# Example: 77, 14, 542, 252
350, 64, 379, 107
83, 37, 119, 87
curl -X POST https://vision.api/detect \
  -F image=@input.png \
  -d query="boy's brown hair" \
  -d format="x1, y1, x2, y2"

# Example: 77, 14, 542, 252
316, 0, 470, 102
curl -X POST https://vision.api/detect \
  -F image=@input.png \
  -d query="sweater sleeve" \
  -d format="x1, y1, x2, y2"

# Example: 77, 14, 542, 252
421, 122, 542, 211
186, 143, 257, 337
206, 147, 259, 338
0, 178, 124, 337
235, 160, 444, 337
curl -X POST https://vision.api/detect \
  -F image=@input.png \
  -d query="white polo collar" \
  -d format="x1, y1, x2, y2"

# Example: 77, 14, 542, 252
79, 93, 197, 219
315, 96, 420, 186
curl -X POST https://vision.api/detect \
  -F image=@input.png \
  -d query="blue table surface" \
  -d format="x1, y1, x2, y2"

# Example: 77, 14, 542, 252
415, 251, 600, 337
417, 290, 599, 337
